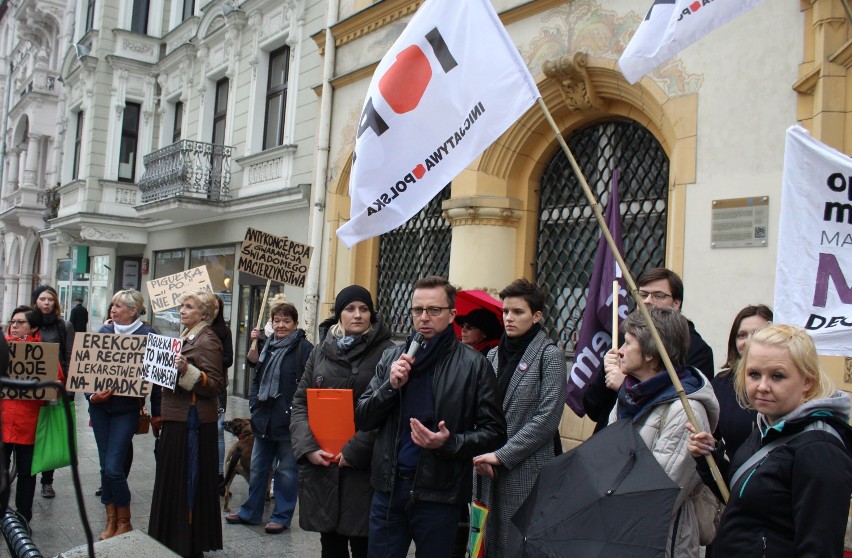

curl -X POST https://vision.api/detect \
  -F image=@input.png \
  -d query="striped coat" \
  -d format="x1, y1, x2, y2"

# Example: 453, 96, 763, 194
479, 330, 566, 558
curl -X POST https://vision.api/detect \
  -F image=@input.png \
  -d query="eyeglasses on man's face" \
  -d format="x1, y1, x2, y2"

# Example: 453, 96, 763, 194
637, 290, 672, 301
9, 320, 28, 326
409, 306, 451, 317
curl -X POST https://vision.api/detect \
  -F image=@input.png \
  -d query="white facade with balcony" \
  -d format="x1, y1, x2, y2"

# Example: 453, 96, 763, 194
0, 0, 73, 319
0, 0, 324, 395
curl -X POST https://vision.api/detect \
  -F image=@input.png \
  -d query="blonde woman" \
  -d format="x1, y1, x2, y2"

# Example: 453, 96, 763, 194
149, 290, 224, 557
688, 325, 852, 557
90, 290, 156, 539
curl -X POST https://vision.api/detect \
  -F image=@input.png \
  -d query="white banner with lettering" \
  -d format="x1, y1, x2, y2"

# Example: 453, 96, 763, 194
774, 125, 852, 356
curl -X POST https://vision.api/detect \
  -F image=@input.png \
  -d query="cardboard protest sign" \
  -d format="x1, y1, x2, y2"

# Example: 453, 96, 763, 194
66, 333, 150, 396
146, 265, 213, 313
238, 227, 313, 287
141, 333, 182, 389
0, 342, 60, 400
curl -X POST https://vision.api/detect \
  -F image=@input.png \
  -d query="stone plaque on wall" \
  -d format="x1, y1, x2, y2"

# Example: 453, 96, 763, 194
711, 196, 769, 248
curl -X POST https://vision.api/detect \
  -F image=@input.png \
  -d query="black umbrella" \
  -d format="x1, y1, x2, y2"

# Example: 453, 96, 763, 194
509, 419, 680, 558
186, 405, 201, 520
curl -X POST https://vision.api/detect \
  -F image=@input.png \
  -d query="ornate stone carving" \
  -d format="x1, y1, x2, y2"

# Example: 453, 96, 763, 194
442, 206, 521, 228
80, 226, 130, 241
543, 52, 605, 112
123, 39, 153, 54
115, 188, 138, 205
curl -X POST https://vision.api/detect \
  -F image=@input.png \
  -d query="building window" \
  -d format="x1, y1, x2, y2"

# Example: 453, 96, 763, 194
118, 103, 141, 182
536, 119, 669, 353
189, 246, 235, 323
212, 78, 228, 145
377, 184, 452, 337
73, 112, 84, 179
172, 101, 183, 144
85, 0, 96, 32
151, 250, 186, 337
182, 0, 194, 22
130, 0, 149, 34
263, 46, 290, 150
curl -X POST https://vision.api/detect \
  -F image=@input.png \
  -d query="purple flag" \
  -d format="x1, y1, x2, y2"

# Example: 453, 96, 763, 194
565, 172, 626, 416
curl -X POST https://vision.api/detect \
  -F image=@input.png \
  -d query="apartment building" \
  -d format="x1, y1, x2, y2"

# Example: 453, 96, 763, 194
0, 0, 323, 394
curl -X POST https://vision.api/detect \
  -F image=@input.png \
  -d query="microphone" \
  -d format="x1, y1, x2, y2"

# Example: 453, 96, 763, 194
405, 333, 425, 359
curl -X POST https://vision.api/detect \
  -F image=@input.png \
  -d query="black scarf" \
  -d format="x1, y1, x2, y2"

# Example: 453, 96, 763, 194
496, 323, 542, 401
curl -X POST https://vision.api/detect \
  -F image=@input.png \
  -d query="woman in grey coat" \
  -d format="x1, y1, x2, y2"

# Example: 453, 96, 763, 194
290, 285, 394, 558
473, 279, 566, 558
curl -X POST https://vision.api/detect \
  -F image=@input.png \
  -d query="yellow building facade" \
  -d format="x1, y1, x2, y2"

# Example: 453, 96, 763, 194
312, 0, 852, 448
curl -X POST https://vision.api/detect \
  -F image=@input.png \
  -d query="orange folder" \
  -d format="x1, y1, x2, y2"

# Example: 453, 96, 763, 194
306, 388, 356, 461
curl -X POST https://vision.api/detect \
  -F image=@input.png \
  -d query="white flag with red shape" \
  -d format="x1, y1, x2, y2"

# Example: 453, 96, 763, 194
618, 0, 768, 84
336, 0, 539, 248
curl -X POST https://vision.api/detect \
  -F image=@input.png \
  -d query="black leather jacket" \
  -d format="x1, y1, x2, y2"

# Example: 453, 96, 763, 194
355, 336, 506, 506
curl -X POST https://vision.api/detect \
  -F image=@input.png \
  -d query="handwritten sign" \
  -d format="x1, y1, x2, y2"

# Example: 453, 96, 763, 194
141, 334, 182, 389
66, 333, 150, 396
238, 227, 313, 287
0, 342, 60, 400
146, 265, 213, 313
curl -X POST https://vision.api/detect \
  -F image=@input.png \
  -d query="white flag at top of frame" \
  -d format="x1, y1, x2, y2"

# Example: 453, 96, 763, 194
336, 0, 540, 248
619, 0, 768, 84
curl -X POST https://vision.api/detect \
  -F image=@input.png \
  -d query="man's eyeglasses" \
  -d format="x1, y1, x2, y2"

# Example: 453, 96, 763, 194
9, 320, 29, 326
461, 323, 479, 331
637, 290, 673, 301
410, 306, 451, 317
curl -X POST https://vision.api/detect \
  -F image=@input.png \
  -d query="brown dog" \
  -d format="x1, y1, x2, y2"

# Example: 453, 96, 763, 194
221, 418, 273, 512
222, 418, 254, 512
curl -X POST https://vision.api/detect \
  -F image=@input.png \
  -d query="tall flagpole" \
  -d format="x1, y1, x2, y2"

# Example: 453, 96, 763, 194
536, 98, 730, 503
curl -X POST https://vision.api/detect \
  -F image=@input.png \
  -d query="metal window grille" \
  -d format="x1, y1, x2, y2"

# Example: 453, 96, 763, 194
536, 119, 669, 354
377, 184, 452, 337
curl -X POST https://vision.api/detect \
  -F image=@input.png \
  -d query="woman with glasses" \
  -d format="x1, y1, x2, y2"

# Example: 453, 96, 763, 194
2, 306, 61, 523
225, 294, 313, 534
473, 279, 566, 558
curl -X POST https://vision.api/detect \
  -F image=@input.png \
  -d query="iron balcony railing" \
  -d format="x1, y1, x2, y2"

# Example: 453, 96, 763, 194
138, 140, 232, 203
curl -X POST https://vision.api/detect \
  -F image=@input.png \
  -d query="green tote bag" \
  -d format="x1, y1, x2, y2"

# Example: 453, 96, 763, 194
31, 402, 77, 475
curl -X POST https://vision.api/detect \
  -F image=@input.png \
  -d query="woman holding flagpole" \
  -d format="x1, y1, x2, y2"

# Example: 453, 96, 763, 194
149, 289, 224, 558
225, 294, 312, 534
89, 289, 156, 540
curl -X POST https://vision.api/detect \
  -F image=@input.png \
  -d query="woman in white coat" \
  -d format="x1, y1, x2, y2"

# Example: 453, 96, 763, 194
604, 306, 719, 558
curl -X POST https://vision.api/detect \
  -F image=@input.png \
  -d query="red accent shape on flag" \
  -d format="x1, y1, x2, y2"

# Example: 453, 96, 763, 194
379, 45, 432, 115
413, 164, 426, 179
690, 1, 700, 12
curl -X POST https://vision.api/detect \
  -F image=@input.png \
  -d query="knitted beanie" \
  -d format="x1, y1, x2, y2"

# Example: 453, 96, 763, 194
334, 285, 376, 323
31, 285, 58, 306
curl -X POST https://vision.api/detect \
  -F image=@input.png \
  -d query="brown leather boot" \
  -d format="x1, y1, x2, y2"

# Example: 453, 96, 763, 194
99, 503, 117, 540
114, 506, 133, 537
